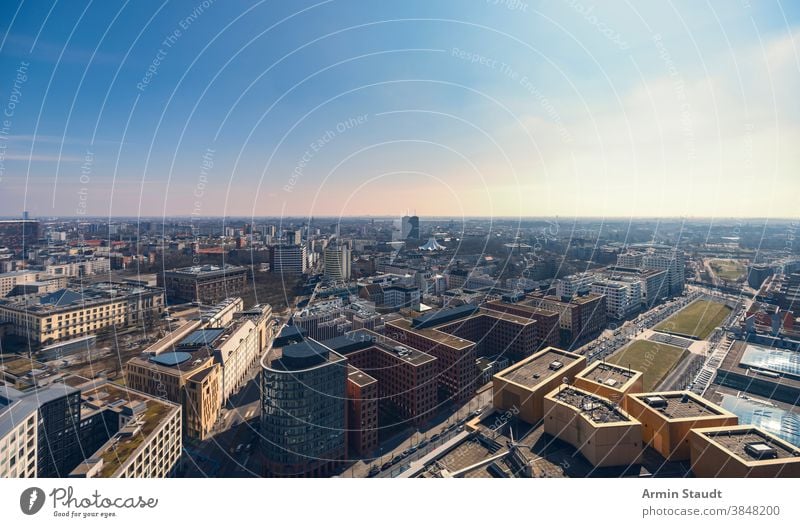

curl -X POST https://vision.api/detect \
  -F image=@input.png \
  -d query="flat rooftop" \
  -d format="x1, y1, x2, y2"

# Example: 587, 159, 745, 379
719, 341, 800, 391
632, 392, 728, 419
166, 264, 245, 276
578, 362, 641, 389
549, 386, 631, 424
82, 384, 178, 478
323, 330, 437, 367
347, 365, 377, 388
386, 318, 474, 350
699, 427, 800, 461
497, 349, 582, 389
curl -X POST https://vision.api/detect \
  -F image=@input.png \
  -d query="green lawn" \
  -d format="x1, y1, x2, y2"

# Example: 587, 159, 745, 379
710, 259, 746, 282
655, 299, 732, 340
607, 340, 688, 391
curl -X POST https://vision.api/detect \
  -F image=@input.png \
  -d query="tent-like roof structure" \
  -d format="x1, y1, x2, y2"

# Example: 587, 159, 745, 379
419, 237, 445, 251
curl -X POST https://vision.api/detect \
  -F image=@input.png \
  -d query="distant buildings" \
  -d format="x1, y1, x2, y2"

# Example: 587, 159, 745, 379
617, 247, 686, 296
159, 264, 248, 304
747, 264, 773, 289
323, 242, 351, 281
0, 282, 165, 345
590, 278, 642, 320
509, 293, 606, 349
269, 244, 307, 274
0, 219, 39, 252
401, 215, 419, 239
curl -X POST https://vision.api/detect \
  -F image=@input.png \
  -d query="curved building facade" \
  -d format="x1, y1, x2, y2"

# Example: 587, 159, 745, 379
260, 339, 348, 477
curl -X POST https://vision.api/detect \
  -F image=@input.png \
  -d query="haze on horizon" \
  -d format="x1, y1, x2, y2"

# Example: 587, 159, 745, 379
0, 1, 798, 220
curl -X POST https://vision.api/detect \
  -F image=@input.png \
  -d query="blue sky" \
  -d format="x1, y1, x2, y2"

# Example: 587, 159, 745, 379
0, 0, 798, 219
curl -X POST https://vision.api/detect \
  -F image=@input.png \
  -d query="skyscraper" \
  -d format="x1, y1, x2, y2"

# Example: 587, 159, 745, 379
323, 242, 351, 282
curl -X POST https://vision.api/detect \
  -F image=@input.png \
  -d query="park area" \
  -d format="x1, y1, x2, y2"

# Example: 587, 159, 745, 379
607, 340, 688, 391
655, 299, 732, 340
710, 259, 746, 282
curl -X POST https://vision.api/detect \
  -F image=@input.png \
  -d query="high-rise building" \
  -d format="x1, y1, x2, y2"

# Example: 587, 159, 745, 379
590, 278, 642, 319
260, 339, 348, 477
323, 242, 351, 282
269, 244, 307, 274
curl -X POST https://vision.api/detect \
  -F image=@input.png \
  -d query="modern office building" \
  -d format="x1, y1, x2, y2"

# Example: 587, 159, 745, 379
0, 390, 39, 478
526, 292, 607, 348
323, 330, 438, 425
624, 391, 738, 461
617, 248, 686, 296
605, 267, 669, 308
385, 311, 477, 402
346, 366, 379, 457
0, 282, 165, 345
269, 244, 307, 274
69, 381, 182, 478
481, 300, 561, 351
590, 279, 642, 320
492, 347, 586, 424
260, 339, 348, 477
323, 243, 351, 282
1, 383, 83, 477
126, 348, 221, 440
555, 272, 595, 299
543, 384, 643, 468
688, 425, 800, 478
292, 300, 351, 341
159, 264, 248, 304
714, 341, 800, 406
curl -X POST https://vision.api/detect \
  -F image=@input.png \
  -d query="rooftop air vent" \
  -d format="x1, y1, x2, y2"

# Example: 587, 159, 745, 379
549, 361, 564, 371
744, 442, 778, 460
644, 395, 668, 409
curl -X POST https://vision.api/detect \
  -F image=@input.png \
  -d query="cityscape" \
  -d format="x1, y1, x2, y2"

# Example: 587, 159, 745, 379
1, 215, 799, 479
1, 0, 799, 504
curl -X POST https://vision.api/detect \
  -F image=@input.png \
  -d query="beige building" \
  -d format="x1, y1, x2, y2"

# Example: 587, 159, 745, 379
544, 385, 643, 468
492, 347, 586, 424
574, 362, 644, 408
0, 282, 165, 345
126, 349, 221, 440
624, 391, 738, 461
689, 425, 800, 478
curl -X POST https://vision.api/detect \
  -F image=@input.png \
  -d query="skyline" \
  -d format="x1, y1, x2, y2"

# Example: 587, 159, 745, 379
1, 1, 799, 219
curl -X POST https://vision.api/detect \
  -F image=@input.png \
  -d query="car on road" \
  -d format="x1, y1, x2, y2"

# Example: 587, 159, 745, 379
391, 455, 404, 464
431, 433, 441, 441
368, 465, 380, 477
235, 444, 243, 453
418, 439, 429, 448
381, 462, 393, 471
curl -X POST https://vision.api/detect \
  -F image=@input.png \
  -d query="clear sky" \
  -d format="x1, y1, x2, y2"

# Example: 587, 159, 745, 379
0, 0, 798, 219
